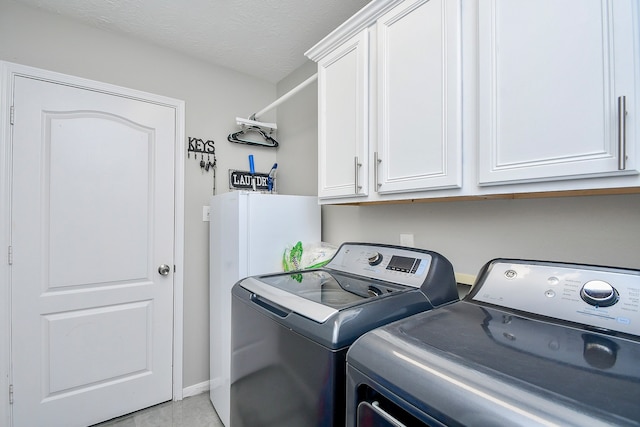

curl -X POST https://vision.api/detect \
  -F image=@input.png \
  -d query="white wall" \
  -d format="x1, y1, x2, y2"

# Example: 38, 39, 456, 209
277, 62, 640, 282
321, 196, 640, 279
274, 60, 318, 196
0, 0, 277, 390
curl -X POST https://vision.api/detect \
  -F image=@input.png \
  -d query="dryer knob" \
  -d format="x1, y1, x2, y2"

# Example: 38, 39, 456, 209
368, 252, 383, 266
580, 280, 619, 307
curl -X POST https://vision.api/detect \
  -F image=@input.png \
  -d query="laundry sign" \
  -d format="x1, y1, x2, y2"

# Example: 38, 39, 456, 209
228, 169, 271, 191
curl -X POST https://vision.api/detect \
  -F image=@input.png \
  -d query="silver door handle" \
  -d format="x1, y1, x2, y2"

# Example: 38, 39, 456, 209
371, 401, 407, 427
158, 264, 171, 276
374, 151, 381, 192
354, 156, 362, 194
618, 96, 627, 170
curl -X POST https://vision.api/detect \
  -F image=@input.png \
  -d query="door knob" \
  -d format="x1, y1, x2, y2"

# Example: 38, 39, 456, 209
158, 264, 171, 276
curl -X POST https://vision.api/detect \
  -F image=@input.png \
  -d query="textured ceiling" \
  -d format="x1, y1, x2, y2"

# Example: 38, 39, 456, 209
14, 0, 371, 83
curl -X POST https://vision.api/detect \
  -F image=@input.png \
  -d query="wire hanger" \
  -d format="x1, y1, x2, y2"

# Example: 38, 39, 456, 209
227, 124, 279, 148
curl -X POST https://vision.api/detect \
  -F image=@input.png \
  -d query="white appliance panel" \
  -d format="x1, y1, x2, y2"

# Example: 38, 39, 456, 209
209, 191, 320, 426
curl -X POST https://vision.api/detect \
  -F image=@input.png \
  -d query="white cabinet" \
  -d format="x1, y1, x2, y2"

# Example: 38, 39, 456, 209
307, 0, 462, 202
478, 0, 638, 186
376, 0, 461, 194
317, 30, 369, 199
308, 0, 639, 204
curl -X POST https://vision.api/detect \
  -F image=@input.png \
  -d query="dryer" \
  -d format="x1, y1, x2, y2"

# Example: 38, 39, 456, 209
347, 259, 640, 426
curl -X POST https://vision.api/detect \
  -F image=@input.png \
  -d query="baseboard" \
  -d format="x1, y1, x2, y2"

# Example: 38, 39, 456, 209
182, 380, 210, 398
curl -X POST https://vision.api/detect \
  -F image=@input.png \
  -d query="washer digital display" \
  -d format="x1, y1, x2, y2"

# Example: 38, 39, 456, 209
386, 256, 418, 273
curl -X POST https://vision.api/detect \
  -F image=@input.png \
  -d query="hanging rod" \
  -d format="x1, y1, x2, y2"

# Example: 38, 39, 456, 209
236, 117, 277, 131
249, 73, 318, 121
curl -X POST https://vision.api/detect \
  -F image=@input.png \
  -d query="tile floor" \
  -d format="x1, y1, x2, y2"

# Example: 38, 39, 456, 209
92, 393, 224, 427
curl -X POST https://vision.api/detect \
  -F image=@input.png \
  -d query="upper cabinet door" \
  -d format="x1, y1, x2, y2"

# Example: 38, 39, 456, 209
478, 0, 638, 185
317, 29, 369, 199
376, 0, 462, 194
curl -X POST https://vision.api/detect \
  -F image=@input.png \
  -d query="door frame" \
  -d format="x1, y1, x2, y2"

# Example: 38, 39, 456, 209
0, 61, 186, 427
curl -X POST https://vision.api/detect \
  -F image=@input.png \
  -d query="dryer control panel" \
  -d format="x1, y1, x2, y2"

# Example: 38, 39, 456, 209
471, 259, 640, 337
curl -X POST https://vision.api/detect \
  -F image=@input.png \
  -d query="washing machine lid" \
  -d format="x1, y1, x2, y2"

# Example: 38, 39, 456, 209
240, 270, 409, 323
348, 302, 640, 426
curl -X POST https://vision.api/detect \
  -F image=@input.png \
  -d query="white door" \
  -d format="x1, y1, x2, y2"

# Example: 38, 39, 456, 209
10, 75, 175, 427
317, 29, 369, 200
376, 0, 461, 194
478, 0, 638, 185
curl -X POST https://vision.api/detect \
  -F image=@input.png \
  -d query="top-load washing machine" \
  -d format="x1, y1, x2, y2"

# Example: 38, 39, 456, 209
346, 258, 640, 426
229, 242, 459, 427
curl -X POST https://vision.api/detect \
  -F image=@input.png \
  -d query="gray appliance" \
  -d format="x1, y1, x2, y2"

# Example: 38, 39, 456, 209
230, 242, 459, 427
346, 259, 640, 426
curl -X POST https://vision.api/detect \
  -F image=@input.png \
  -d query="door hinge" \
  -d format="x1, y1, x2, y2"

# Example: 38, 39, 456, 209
9, 384, 13, 404
7, 245, 12, 265
10, 106, 14, 125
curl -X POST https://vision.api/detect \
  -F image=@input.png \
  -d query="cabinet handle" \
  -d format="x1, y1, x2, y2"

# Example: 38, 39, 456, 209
354, 156, 362, 194
618, 96, 627, 171
374, 151, 382, 192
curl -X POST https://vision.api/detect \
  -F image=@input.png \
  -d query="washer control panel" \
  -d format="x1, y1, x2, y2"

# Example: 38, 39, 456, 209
325, 243, 433, 288
471, 260, 640, 337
